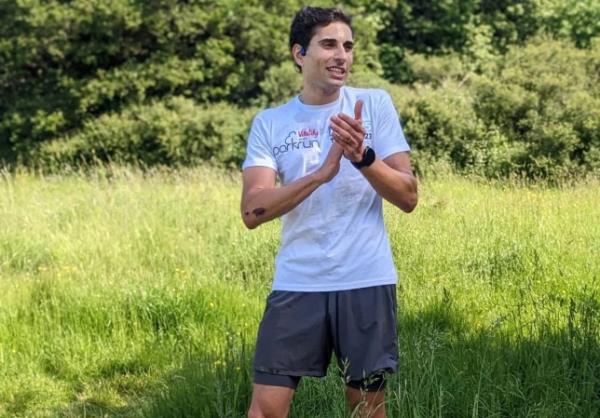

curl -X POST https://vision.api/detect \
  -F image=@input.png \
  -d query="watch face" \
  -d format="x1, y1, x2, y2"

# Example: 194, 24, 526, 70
352, 146, 375, 169
364, 146, 376, 167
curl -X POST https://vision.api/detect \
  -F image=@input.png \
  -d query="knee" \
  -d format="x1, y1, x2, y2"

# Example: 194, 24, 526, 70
247, 405, 266, 418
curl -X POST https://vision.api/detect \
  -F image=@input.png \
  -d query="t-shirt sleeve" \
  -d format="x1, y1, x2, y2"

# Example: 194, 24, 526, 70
373, 91, 410, 160
242, 114, 278, 171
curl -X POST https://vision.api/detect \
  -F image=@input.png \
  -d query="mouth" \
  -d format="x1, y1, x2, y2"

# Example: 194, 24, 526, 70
327, 66, 346, 78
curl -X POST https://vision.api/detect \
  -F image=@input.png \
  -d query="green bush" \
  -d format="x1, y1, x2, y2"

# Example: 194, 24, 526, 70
34, 97, 256, 169
377, 0, 600, 83
1, 1, 599, 180
380, 38, 600, 179
392, 81, 501, 177
473, 37, 600, 178
0, 0, 385, 163
254, 63, 302, 107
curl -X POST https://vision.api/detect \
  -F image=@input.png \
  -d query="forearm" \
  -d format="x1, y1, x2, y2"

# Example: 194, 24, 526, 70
242, 172, 324, 229
360, 159, 418, 212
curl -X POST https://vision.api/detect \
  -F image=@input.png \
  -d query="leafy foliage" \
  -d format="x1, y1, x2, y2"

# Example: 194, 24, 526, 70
0, 0, 599, 180
34, 97, 256, 169
391, 38, 600, 178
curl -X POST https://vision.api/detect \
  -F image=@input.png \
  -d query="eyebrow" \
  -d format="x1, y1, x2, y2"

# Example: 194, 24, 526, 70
318, 38, 354, 47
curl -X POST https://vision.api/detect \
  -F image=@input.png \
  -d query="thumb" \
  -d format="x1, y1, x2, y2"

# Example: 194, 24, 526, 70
354, 99, 363, 121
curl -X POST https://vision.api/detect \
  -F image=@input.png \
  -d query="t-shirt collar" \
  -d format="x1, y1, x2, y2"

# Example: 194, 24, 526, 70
294, 88, 344, 111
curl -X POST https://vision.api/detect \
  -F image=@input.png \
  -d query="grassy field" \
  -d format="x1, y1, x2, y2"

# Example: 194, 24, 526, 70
0, 166, 599, 417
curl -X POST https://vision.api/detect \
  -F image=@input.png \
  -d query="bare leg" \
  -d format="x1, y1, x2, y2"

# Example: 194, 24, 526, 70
248, 384, 295, 418
346, 386, 386, 418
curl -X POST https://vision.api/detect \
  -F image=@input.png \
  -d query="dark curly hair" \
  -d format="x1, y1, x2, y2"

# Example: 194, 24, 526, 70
289, 6, 353, 71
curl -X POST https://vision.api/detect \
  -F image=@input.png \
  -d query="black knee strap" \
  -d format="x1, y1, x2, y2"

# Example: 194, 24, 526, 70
347, 372, 386, 391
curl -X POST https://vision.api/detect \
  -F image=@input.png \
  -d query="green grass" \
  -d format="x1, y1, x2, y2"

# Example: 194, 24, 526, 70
0, 166, 599, 417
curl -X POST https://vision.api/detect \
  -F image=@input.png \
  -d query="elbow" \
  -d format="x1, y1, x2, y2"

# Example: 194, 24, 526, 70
245, 222, 259, 230
241, 202, 258, 229
242, 214, 259, 230
242, 207, 268, 229
241, 204, 269, 229
400, 192, 418, 213
402, 202, 417, 213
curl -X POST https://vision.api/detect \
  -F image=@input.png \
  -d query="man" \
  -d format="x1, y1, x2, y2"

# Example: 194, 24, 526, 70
241, 6, 417, 418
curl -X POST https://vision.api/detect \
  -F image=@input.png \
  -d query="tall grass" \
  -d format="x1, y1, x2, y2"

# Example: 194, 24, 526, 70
0, 166, 598, 417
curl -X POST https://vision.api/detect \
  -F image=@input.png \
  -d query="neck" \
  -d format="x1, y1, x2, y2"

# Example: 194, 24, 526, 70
299, 84, 341, 105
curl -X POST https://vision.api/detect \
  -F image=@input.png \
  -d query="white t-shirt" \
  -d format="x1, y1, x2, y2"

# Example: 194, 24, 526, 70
243, 86, 410, 291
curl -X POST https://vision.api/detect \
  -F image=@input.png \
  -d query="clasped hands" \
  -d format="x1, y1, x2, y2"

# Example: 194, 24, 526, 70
330, 100, 365, 163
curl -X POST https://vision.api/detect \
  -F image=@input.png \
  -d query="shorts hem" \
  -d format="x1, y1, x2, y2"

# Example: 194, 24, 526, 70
344, 363, 398, 381
254, 366, 326, 378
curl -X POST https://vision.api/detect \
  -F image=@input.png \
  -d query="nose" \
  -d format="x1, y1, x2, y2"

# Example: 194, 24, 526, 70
333, 44, 348, 61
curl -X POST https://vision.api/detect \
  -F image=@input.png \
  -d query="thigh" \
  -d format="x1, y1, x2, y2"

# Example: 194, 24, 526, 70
254, 290, 332, 378
331, 285, 398, 382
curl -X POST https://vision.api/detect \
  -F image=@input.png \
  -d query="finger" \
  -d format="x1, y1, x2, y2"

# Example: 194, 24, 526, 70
333, 137, 362, 161
331, 115, 363, 139
332, 136, 354, 156
331, 126, 359, 148
331, 125, 363, 151
354, 99, 363, 121
330, 117, 355, 137
336, 113, 365, 134
332, 132, 362, 159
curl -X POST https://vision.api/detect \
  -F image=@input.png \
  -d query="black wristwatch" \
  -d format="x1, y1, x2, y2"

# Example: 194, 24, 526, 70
351, 146, 376, 169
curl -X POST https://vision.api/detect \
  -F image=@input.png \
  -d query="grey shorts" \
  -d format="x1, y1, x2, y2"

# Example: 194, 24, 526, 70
253, 284, 398, 389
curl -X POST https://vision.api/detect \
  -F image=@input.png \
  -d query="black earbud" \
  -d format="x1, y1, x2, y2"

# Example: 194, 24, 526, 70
300, 46, 306, 56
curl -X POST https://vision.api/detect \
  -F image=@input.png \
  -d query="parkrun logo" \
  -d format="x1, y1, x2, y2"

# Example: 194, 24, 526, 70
273, 129, 320, 157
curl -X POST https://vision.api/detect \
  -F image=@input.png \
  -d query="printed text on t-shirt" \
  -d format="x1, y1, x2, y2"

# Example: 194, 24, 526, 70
273, 130, 319, 157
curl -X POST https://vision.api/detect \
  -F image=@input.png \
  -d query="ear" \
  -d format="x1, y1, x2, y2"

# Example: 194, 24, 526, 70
292, 44, 304, 69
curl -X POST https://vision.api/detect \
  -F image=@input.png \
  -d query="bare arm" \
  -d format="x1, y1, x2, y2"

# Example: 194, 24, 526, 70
359, 152, 418, 212
241, 142, 344, 229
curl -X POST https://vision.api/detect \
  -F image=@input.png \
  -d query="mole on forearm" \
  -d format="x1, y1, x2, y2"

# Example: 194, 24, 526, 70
252, 207, 266, 217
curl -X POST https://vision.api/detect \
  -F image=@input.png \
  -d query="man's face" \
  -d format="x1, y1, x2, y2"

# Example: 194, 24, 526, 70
299, 21, 354, 93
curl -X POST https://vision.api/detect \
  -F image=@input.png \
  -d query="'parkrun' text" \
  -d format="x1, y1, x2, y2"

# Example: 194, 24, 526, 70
273, 131, 319, 157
